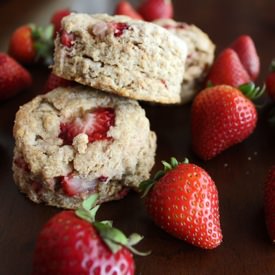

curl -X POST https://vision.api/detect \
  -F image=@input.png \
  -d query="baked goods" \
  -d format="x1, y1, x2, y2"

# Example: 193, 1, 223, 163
53, 13, 187, 104
13, 86, 156, 209
154, 19, 215, 103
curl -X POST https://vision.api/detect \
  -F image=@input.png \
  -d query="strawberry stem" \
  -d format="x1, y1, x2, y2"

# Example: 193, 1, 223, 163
29, 24, 54, 65
238, 82, 265, 101
75, 194, 149, 255
140, 157, 189, 197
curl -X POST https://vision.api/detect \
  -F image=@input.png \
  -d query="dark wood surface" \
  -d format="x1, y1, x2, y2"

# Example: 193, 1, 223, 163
1, 1, 275, 274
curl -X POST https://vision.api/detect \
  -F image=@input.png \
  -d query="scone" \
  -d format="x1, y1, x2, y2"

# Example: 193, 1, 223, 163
53, 13, 187, 104
154, 19, 215, 104
13, 86, 156, 209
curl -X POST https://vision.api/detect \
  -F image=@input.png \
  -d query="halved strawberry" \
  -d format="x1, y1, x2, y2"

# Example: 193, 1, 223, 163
61, 174, 98, 196
111, 23, 129, 37
59, 107, 115, 145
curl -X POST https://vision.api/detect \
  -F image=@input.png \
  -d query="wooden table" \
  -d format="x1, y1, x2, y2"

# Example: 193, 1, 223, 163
1, 0, 275, 274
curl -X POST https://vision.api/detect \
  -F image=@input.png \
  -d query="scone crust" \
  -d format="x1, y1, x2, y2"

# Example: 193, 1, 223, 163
13, 86, 156, 209
155, 19, 215, 103
53, 13, 187, 104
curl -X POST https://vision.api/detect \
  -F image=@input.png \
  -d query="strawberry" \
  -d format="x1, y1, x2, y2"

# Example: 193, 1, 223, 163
33, 194, 148, 274
0, 53, 32, 100
140, 158, 222, 249
265, 60, 275, 100
59, 108, 115, 145
50, 8, 71, 35
9, 26, 36, 64
43, 73, 73, 93
61, 174, 98, 197
115, 1, 143, 20
191, 84, 263, 160
206, 48, 251, 87
60, 31, 75, 47
230, 35, 260, 81
138, 0, 173, 21
264, 166, 275, 243
9, 24, 54, 65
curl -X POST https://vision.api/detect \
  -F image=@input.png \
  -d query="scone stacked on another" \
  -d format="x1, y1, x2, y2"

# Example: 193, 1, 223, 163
13, 87, 156, 209
154, 19, 215, 104
12, 13, 189, 208
53, 13, 188, 104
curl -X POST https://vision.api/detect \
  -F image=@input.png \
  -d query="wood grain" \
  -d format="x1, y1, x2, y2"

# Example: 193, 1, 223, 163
1, 0, 275, 274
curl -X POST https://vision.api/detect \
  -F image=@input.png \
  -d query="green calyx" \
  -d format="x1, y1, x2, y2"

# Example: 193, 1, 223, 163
238, 82, 265, 101
75, 194, 149, 256
29, 23, 54, 65
139, 157, 188, 198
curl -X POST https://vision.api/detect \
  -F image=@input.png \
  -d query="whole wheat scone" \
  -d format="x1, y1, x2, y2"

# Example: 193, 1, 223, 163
154, 19, 215, 104
53, 13, 187, 104
13, 86, 156, 209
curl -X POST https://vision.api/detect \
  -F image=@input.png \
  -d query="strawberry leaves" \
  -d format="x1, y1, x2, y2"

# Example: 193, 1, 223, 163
238, 82, 265, 101
30, 24, 54, 65
140, 157, 188, 198
76, 194, 149, 255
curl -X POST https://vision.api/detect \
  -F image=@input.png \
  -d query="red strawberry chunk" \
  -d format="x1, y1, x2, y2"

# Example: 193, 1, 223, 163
59, 107, 115, 145
14, 157, 30, 172
60, 31, 75, 47
98, 176, 108, 182
31, 181, 43, 193
61, 174, 98, 196
112, 23, 129, 37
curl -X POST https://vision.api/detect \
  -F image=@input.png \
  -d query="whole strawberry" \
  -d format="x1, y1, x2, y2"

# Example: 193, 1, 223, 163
230, 35, 260, 81
0, 53, 32, 100
264, 166, 275, 243
191, 84, 262, 160
9, 24, 54, 65
33, 194, 148, 274
138, 0, 173, 21
115, 1, 143, 20
265, 60, 275, 100
206, 48, 250, 87
140, 158, 222, 249
50, 8, 71, 35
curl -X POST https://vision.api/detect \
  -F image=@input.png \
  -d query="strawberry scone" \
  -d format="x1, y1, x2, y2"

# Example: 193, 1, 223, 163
154, 19, 215, 104
53, 13, 187, 104
13, 86, 156, 209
